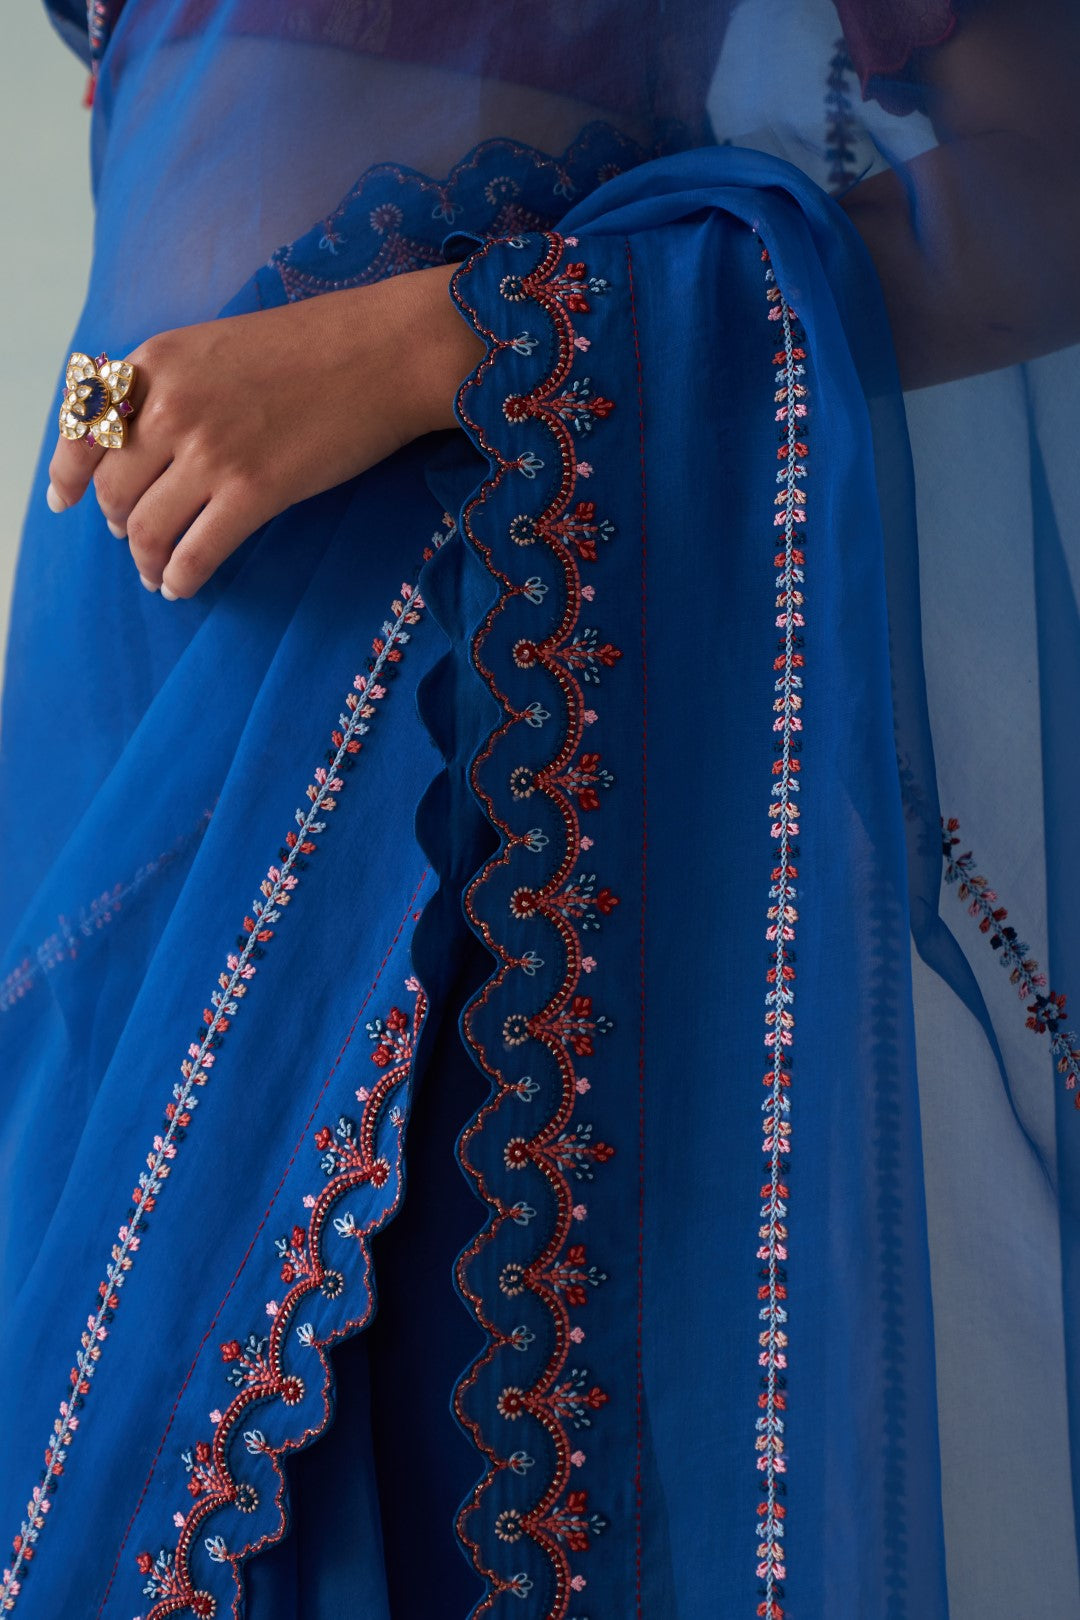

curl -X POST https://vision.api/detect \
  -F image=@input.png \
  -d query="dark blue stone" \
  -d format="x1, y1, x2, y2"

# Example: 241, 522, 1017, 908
74, 377, 108, 423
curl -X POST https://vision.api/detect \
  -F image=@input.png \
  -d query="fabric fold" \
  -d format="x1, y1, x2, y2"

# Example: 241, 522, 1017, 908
440, 146, 950, 1616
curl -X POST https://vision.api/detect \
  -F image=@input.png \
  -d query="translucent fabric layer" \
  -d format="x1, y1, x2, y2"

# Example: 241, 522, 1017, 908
1, 1, 1078, 1616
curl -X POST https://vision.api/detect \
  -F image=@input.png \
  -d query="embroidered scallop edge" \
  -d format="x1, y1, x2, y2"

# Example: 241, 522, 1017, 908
135, 984, 427, 1620
754, 250, 810, 1620
0, 545, 446, 1613
942, 817, 1080, 1101
252, 125, 649, 310
448, 230, 620, 1616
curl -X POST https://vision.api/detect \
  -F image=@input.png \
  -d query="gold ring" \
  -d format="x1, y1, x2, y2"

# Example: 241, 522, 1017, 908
58, 351, 138, 450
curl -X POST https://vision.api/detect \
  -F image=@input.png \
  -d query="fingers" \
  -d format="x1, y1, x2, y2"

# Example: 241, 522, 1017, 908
44, 324, 271, 597
92, 431, 173, 540
160, 488, 262, 601
48, 355, 156, 523
48, 433, 105, 513
124, 461, 210, 592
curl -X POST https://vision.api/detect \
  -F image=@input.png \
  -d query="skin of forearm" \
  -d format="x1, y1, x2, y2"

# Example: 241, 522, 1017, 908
843, 0, 1080, 391
841, 132, 1079, 390
333, 263, 486, 439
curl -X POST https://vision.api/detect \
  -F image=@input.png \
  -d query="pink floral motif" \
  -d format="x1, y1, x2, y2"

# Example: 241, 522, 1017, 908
754, 248, 809, 1620
943, 817, 1080, 1099
0, 540, 447, 1613
138, 993, 426, 1620
450, 232, 619, 1616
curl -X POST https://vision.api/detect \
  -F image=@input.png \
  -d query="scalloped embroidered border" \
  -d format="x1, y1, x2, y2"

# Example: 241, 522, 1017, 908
0, 540, 446, 1612
754, 250, 809, 1620
449, 232, 618, 1615
942, 817, 1080, 1100
135, 985, 426, 1620
267, 127, 648, 306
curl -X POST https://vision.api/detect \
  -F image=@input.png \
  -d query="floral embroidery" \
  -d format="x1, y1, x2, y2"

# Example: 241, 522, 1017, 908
232, 127, 644, 314
449, 232, 618, 1615
0, 812, 213, 1014
0, 538, 446, 1612
942, 817, 1080, 1101
755, 250, 809, 1620
87, 1, 112, 66
135, 987, 426, 1620
274, 202, 446, 299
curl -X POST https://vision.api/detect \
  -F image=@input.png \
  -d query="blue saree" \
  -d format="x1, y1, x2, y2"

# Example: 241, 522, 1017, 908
2, 3, 1078, 1617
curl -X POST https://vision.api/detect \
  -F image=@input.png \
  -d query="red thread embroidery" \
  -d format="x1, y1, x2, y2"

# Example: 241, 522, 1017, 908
0, 550, 442, 1611
942, 817, 1080, 1101
449, 232, 617, 1616
624, 236, 649, 1618
755, 249, 809, 1620
268, 131, 646, 303
135, 988, 426, 1620
93, 871, 427, 1618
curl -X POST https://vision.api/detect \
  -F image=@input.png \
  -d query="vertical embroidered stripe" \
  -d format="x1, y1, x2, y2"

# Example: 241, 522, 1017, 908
942, 817, 1080, 1100
0, 541, 445, 1611
824, 40, 859, 196
755, 249, 808, 1620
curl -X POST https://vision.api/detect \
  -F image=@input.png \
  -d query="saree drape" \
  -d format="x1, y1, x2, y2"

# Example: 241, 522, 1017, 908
2, 3, 1078, 1618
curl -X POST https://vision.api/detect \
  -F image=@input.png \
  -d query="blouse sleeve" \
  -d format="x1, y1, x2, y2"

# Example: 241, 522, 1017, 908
833, 0, 959, 102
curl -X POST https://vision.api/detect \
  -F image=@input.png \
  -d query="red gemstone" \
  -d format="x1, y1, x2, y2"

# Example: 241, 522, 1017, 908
118, 399, 133, 417
86, 432, 96, 446
95, 352, 108, 369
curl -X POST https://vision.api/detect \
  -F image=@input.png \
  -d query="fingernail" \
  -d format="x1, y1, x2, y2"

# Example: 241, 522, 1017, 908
160, 583, 178, 602
106, 519, 126, 539
138, 574, 159, 593
45, 482, 68, 513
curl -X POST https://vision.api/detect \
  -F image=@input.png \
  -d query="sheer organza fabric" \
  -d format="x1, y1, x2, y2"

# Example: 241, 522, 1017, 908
0, 2, 1077, 1616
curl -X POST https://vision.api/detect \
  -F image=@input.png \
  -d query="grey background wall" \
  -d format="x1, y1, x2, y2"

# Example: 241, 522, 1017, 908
0, 8, 93, 677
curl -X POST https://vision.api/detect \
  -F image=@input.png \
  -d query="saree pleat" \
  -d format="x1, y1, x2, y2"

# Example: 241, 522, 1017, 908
2, 3, 1079, 1614
0, 142, 962, 1618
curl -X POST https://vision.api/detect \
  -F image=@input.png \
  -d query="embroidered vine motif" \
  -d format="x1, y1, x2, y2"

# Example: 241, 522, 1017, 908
0, 812, 214, 1014
450, 233, 618, 1616
134, 986, 426, 1620
0, 536, 447, 1613
275, 202, 446, 299
87, 0, 111, 65
82, 0, 122, 103
824, 40, 859, 195
253, 127, 646, 309
942, 817, 1080, 1101
755, 249, 809, 1620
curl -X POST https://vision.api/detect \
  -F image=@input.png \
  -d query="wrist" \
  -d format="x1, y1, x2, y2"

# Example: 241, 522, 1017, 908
396, 263, 487, 437
300, 262, 486, 454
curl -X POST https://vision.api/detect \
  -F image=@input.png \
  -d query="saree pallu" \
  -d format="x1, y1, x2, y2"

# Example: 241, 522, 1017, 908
0, 136, 1076, 1618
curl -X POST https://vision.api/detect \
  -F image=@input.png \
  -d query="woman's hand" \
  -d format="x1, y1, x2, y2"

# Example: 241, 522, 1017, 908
45, 264, 485, 598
